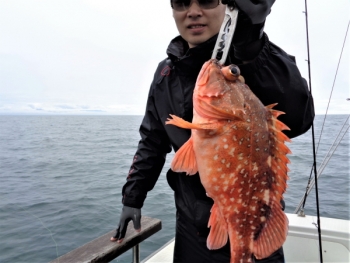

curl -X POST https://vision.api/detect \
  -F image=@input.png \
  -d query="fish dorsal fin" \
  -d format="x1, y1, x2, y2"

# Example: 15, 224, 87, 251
252, 105, 291, 259
268, 106, 292, 199
171, 137, 198, 175
207, 203, 228, 250
253, 201, 288, 259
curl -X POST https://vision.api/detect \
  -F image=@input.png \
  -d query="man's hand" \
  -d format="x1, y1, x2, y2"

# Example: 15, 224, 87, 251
231, 0, 276, 61
235, 0, 275, 24
110, 206, 141, 243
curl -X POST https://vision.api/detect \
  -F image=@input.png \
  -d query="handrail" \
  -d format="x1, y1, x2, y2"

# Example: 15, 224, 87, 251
49, 216, 162, 263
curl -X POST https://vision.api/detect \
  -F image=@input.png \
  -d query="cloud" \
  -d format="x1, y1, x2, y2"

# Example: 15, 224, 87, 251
0, 103, 145, 115
0, 0, 348, 116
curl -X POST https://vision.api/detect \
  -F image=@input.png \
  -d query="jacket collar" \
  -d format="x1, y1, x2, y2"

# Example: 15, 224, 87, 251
166, 35, 218, 64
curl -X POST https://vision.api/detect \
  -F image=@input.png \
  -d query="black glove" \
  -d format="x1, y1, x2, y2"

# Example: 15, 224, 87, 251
230, 0, 275, 61
110, 206, 141, 242
234, 0, 275, 24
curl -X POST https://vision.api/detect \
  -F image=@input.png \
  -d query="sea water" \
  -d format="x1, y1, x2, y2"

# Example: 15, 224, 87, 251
0, 115, 348, 263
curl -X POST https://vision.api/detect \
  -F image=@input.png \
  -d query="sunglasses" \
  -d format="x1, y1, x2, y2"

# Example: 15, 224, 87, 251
170, 0, 220, 11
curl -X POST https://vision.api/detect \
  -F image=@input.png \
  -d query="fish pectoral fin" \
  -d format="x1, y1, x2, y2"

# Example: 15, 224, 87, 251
171, 137, 198, 175
197, 100, 244, 121
253, 202, 288, 259
207, 203, 228, 250
166, 114, 218, 130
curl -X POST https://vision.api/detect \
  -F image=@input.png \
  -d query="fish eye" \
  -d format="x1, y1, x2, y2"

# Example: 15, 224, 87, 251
221, 64, 241, 81
229, 65, 240, 76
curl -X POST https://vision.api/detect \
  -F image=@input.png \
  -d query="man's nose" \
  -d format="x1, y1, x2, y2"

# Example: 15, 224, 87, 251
187, 1, 203, 17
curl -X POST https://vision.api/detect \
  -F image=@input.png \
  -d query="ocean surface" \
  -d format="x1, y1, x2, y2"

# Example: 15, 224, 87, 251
0, 115, 348, 263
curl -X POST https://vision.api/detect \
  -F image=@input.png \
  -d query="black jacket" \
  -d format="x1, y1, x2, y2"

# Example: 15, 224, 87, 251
121, 34, 314, 228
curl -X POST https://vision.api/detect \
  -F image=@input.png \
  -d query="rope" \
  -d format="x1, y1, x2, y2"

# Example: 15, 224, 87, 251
297, 17, 350, 214
294, 118, 349, 213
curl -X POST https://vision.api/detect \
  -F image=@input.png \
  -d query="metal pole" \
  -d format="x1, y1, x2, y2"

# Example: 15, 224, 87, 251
132, 244, 140, 263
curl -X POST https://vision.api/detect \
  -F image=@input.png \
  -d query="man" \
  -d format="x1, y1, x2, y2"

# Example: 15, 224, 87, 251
111, 1, 314, 262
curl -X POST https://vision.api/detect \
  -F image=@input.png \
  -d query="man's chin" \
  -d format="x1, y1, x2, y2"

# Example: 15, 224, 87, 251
187, 36, 210, 48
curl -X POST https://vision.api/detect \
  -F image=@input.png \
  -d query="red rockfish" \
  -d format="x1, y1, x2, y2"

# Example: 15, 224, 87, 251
166, 59, 291, 263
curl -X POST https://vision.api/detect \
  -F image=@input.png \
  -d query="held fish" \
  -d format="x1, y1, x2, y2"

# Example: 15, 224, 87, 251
166, 59, 291, 263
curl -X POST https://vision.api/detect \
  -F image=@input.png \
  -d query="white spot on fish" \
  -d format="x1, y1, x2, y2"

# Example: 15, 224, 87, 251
226, 163, 231, 168
214, 186, 220, 191
224, 144, 228, 149
230, 197, 235, 202
221, 159, 226, 164
220, 174, 226, 178
223, 138, 227, 142
214, 154, 218, 161
238, 153, 244, 160
240, 169, 245, 174
224, 180, 229, 185
263, 190, 270, 203
267, 156, 272, 167
256, 148, 260, 152
223, 186, 228, 191
212, 177, 217, 182
229, 148, 236, 156
260, 216, 266, 222
250, 206, 256, 211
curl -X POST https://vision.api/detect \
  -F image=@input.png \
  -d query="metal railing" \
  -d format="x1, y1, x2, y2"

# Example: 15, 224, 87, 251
49, 216, 162, 263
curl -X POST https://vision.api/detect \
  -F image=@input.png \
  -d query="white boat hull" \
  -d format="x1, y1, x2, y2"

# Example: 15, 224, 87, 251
144, 213, 350, 263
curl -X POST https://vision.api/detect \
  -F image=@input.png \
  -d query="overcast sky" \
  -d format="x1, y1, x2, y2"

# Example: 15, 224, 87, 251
0, 0, 349, 115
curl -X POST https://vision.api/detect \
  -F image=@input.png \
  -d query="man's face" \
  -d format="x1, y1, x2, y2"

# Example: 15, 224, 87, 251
172, 1, 226, 48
